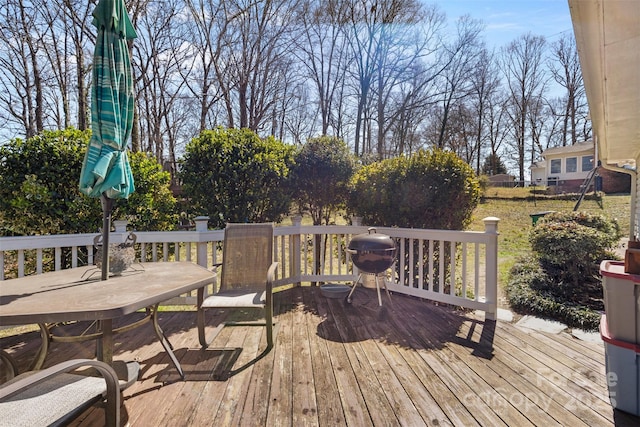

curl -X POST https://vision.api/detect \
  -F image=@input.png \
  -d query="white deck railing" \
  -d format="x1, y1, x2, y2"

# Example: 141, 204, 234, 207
0, 217, 499, 319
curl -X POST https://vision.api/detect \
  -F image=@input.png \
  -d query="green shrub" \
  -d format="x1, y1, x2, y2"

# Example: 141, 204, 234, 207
0, 129, 178, 276
531, 211, 621, 286
0, 128, 93, 236
506, 210, 619, 330
347, 149, 480, 229
290, 136, 356, 226
347, 149, 479, 287
538, 210, 621, 245
179, 127, 295, 229
0, 128, 178, 236
506, 258, 602, 331
118, 152, 177, 231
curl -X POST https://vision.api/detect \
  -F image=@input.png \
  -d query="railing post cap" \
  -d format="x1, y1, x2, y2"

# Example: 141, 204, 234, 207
483, 217, 500, 233
194, 216, 209, 232
113, 220, 128, 233
291, 215, 302, 226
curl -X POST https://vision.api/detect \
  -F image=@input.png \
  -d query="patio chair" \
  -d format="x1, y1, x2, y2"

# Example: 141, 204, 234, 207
197, 223, 278, 350
0, 357, 139, 427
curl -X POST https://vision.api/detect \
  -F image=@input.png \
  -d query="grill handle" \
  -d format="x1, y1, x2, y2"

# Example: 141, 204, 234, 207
346, 248, 396, 254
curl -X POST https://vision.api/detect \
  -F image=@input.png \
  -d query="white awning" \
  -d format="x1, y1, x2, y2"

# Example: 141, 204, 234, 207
568, 0, 640, 169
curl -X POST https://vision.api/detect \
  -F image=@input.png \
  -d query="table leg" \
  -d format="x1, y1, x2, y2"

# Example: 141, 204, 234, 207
96, 319, 114, 365
150, 304, 184, 380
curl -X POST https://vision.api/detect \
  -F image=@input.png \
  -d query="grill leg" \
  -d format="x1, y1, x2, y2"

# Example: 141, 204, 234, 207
346, 273, 361, 304
382, 276, 393, 304
375, 275, 383, 306
375, 274, 394, 307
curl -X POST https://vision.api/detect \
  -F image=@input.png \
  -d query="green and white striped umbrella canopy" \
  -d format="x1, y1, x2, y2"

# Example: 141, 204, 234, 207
79, 0, 137, 199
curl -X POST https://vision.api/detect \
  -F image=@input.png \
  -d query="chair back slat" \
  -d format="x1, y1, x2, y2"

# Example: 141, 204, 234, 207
220, 223, 273, 291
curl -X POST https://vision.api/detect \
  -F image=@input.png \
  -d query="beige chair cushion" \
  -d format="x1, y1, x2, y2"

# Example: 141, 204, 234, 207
0, 373, 108, 427
201, 290, 266, 308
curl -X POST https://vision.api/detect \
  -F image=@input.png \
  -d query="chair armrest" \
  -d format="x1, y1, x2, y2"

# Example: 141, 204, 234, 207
266, 262, 278, 292
0, 359, 121, 426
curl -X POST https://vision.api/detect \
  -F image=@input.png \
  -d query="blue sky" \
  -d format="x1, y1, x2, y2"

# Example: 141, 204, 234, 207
435, 0, 574, 49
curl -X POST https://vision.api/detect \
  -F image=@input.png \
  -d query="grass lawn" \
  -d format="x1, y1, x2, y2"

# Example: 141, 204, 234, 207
467, 187, 631, 306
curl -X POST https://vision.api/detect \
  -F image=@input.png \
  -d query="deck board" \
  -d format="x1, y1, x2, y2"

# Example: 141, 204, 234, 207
302, 288, 346, 426
2, 286, 639, 426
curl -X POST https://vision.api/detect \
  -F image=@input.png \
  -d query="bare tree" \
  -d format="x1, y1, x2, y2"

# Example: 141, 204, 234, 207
534, 97, 565, 152
133, 0, 190, 164
345, 0, 444, 158
374, 8, 445, 159
434, 15, 483, 149
0, 0, 593, 191
548, 32, 590, 145
183, 0, 228, 132
36, 1, 92, 131
501, 33, 548, 182
56, 0, 94, 132
40, 3, 72, 130
467, 47, 501, 173
208, 0, 299, 132
0, 0, 47, 138
485, 89, 513, 174
293, 0, 350, 136
279, 81, 317, 144
388, 65, 436, 156
444, 102, 477, 163
527, 93, 551, 160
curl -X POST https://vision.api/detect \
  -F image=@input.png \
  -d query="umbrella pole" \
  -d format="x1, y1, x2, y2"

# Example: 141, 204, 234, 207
100, 194, 114, 281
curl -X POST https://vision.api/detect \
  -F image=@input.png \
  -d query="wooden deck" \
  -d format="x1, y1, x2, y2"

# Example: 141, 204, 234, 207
2, 286, 638, 426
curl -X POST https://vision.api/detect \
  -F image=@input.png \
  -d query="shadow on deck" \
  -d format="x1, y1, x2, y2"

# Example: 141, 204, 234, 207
1, 286, 638, 426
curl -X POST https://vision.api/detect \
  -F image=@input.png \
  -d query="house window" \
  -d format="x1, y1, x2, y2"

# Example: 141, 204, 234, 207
566, 157, 577, 173
582, 155, 594, 172
550, 159, 561, 174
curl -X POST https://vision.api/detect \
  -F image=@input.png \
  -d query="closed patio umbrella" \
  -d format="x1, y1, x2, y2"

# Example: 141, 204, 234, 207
79, 0, 137, 280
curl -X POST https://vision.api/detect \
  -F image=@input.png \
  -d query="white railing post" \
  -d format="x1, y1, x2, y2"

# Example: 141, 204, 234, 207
112, 220, 129, 247
113, 220, 128, 233
290, 216, 302, 286
194, 216, 209, 268
483, 217, 500, 320
351, 217, 362, 279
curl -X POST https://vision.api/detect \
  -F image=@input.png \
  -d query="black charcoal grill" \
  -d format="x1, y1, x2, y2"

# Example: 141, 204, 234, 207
346, 228, 397, 305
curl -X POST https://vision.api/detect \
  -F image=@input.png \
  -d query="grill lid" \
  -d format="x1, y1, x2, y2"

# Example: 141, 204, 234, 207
348, 227, 395, 252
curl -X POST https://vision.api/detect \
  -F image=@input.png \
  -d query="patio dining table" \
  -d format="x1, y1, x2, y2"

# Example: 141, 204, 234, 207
0, 262, 215, 380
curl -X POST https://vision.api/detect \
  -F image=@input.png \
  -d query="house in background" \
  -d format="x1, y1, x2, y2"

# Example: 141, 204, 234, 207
530, 140, 630, 193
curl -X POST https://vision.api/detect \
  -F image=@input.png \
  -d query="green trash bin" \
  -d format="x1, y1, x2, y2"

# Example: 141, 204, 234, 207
529, 210, 555, 226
